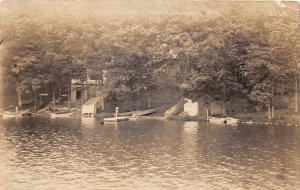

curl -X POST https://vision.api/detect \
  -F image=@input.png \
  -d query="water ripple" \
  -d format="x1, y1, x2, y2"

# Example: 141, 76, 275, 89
0, 118, 300, 190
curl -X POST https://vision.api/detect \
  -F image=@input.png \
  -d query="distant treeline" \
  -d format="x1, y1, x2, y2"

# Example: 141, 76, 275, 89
0, 1, 299, 114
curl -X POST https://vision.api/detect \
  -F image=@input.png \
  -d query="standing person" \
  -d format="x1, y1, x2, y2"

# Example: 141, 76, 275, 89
16, 106, 19, 115
49, 104, 53, 112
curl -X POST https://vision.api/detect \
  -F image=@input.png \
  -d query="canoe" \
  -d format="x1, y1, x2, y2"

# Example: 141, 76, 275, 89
22, 112, 36, 116
2, 111, 21, 118
50, 112, 73, 118
209, 116, 239, 125
1, 110, 31, 119
129, 116, 140, 121
132, 109, 156, 117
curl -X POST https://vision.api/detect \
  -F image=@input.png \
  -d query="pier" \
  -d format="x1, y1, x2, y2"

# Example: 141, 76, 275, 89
104, 116, 130, 122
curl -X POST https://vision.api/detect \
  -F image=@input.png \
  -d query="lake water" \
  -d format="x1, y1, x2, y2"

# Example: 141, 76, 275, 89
0, 116, 299, 190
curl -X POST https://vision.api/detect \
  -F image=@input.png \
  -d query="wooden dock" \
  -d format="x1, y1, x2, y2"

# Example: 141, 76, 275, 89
104, 116, 130, 122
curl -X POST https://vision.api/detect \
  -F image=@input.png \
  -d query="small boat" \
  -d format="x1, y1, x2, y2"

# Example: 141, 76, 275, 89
2, 111, 21, 118
129, 116, 140, 121
50, 111, 73, 118
209, 116, 239, 125
132, 109, 156, 117
1, 110, 32, 119
22, 112, 36, 116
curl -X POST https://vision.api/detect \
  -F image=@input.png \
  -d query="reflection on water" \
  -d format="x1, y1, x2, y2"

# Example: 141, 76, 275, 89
0, 117, 300, 190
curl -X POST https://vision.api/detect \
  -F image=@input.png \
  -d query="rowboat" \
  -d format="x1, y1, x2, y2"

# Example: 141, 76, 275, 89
1, 110, 33, 119
132, 109, 156, 117
209, 116, 239, 125
50, 111, 73, 118
129, 116, 140, 121
1, 111, 21, 118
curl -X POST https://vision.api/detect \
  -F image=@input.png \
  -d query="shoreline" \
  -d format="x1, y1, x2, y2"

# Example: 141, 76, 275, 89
1, 108, 299, 127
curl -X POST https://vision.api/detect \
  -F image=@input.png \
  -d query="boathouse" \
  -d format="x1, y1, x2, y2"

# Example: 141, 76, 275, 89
70, 68, 105, 106
183, 98, 208, 120
70, 68, 106, 112
81, 97, 103, 117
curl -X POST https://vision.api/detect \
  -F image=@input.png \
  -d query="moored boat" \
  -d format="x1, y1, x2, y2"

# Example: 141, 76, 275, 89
1, 110, 33, 119
50, 111, 74, 118
209, 116, 239, 125
2, 111, 21, 118
132, 109, 156, 117
129, 116, 140, 121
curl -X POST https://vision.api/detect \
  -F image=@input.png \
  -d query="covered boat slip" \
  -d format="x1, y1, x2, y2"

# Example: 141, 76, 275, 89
81, 97, 102, 117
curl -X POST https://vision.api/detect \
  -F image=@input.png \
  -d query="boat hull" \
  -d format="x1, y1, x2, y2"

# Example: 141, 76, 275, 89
1, 111, 25, 119
2, 113, 20, 118
132, 109, 156, 117
209, 116, 239, 125
50, 112, 73, 118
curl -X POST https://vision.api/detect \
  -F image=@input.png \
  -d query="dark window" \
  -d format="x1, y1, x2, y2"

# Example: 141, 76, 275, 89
76, 88, 81, 100
90, 73, 100, 80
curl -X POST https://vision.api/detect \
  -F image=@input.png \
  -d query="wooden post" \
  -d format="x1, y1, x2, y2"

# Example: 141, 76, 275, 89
271, 99, 274, 119
80, 79, 84, 106
34, 91, 37, 110
295, 75, 298, 113
39, 94, 42, 108
205, 105, 209, 122
68, 85, 71, 112
16, 106, 18, 116
147, 93, 151, 108
16, 81, 22, 108
268, 99, 272, 120
101, 93, 105, 111
222, 83, 226, 115
271, 80, 275, 118
52, 91, 56, 108
115, 107, 119, 119
130, 96, 133, 112
138, 91, 141, 109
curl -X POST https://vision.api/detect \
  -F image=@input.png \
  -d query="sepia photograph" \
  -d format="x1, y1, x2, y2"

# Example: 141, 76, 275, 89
0, 0, 299, 189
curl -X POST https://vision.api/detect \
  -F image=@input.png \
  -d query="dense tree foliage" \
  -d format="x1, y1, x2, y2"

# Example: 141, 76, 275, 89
0, 1, 299, 115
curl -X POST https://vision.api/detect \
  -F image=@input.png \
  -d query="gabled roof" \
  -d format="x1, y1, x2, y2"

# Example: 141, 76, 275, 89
83, 97, 100, 106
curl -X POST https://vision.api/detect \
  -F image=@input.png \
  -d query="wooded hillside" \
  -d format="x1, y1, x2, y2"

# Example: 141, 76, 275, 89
0, 0, 299, 115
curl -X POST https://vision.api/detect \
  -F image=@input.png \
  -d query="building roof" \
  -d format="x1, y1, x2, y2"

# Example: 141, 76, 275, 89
83, 97, 100, 106
72, 79, 99, 85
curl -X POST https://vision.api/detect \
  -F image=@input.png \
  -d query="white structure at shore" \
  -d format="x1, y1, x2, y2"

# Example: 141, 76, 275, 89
183, 98, 199, 117
81, 97, 102, 117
